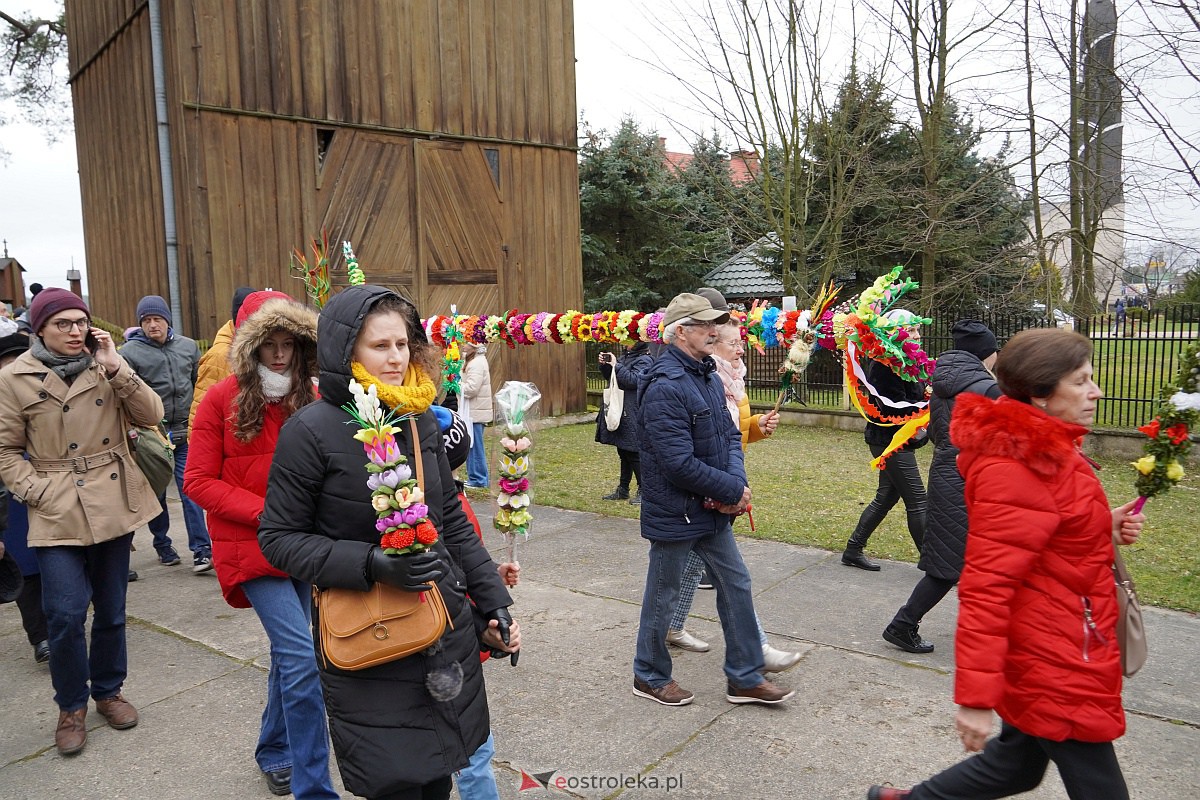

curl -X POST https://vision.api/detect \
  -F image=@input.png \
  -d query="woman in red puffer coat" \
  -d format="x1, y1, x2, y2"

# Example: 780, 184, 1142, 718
184, 291, 338, 799
868, 328, 1145, 800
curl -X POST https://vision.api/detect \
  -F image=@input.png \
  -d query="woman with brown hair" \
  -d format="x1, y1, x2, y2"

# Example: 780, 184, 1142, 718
184, 291, 337, 798
868, 327, 1145, 800
259, 285, 519, 800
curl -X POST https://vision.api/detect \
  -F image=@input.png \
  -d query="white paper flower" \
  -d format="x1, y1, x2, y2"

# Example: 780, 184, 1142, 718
1169, 391, 1200, 412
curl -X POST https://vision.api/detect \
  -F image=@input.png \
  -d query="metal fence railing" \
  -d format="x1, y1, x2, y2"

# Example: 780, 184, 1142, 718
583, 304, 1199, 431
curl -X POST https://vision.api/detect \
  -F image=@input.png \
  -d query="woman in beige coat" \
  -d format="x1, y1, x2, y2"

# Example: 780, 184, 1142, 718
0, 289, 164, 757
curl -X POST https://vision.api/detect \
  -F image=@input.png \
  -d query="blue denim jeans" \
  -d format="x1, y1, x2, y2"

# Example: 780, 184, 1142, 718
35, 533, 133, 711
670, 549, 769, 647
148, 439, 212, 557
634, 523, 765, 689
454, 731, 500, 800
241, 576, 339, 800
466, 422, 489, 487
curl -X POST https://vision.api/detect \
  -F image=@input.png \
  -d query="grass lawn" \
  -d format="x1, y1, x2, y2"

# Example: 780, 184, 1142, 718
485, 419, 1199, 613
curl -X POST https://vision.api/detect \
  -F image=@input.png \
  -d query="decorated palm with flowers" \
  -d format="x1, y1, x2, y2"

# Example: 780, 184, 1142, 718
342, 379, 438, 555
1131, 339, 1199, 512
493, 381, 542, 564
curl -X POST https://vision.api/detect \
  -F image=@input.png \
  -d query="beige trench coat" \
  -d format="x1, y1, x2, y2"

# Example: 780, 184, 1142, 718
0, 351, 165, 547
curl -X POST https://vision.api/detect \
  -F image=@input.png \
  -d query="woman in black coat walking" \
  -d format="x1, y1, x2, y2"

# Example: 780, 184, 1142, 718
596, 341, 652, 505
259, 286, 520, 800
881, 320, 1001, 654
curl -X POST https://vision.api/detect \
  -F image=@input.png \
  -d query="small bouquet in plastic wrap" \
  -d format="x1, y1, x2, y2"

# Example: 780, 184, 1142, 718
493, 381, 541, 565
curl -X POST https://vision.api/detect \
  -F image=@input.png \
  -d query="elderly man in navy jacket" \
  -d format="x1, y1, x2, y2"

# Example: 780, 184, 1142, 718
631, 293, 794, 707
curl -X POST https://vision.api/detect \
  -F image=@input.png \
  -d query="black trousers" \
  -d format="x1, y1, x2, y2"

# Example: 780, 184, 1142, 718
617, 447, 641, 490
891, 573, 956, 629
911, 721, 1129, 800
848, 443, 926, 552
370, 775, 452, 800
16, 572, 48, 645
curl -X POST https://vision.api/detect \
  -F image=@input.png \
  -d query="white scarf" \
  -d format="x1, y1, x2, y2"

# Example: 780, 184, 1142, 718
712, 354, 744, 428
257, 363, 292, 401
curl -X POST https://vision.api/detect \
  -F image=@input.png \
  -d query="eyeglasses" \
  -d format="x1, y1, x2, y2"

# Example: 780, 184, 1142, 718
681, 321, 718, 330
53, 317, 91, 333
718, 338, 744, 348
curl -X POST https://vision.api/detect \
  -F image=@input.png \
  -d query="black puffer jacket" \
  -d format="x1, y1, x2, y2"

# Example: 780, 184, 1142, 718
258, 285, 511, 797
863, 358, 930, 450
595, 341, 652, 451
918, 350, 1001, 580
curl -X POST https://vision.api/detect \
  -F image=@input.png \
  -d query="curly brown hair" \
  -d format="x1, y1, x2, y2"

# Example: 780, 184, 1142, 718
234, 333, 319, 443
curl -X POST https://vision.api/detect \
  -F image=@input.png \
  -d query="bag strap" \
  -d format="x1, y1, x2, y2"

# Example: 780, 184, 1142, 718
409, 416, 424, 493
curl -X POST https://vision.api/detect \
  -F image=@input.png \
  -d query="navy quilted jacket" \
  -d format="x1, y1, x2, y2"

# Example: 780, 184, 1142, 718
636, 345, 746, 541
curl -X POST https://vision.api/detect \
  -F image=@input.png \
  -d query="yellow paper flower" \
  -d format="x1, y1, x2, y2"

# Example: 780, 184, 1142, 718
1133, 455, 1157, 475
371, 494, 392, 512
498, 453, 530, 475
510, 509, 533, 526
1166, 460, 1185, 481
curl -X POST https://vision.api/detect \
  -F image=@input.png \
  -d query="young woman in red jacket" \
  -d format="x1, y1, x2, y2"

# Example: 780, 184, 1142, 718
869, 328, 1145, 800
183, 291, 338, 799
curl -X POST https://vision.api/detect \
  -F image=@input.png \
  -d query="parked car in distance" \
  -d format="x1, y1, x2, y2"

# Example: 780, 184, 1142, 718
1031, 302, 1075, 329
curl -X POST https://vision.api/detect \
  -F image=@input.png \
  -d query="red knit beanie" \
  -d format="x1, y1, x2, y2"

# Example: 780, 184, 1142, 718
29, 288, 91, 336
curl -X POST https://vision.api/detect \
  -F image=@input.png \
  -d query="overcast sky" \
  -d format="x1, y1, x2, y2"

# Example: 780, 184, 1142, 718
1, 0, 1196, 302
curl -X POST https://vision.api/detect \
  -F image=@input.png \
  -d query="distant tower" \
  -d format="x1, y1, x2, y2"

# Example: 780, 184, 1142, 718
1080, 0, 1125, 308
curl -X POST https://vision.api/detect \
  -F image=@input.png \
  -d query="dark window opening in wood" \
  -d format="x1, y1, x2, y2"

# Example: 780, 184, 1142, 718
316, 129, 335, 171
483, 147, 500, 189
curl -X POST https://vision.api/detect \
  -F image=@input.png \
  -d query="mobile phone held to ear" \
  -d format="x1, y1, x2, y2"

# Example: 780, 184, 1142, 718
84, 331, 100, 353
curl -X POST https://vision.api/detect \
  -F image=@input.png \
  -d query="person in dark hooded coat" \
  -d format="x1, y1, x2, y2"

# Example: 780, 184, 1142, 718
881, 320, 1001, 654
258, 285, 519, 800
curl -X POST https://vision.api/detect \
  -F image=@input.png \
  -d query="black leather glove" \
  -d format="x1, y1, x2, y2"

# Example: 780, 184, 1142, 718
486, 607, 519, 666
366, 547, 446, 592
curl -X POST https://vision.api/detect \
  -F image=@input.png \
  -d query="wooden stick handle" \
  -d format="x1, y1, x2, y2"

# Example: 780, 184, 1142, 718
772, 389, 786, 415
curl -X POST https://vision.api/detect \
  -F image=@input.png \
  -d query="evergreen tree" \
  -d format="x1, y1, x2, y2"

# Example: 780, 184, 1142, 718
579, 118, 716, 311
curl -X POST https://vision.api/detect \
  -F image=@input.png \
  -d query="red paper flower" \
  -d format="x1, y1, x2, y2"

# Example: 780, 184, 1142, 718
414, 520, 439, 545
1166, 423, 1190, 445
1138, 418, 1161, 439
381, 527, 417, 550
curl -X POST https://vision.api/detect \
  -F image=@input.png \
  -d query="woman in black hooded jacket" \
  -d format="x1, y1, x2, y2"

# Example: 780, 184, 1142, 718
259, 285, 519, 800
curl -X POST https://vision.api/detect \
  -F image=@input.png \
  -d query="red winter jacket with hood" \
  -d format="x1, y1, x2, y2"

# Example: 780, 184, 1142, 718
183, 293, 317, 608
950, 393, 1124, 743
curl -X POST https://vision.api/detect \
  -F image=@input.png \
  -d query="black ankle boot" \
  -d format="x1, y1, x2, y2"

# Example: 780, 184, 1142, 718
883, 623, 934, 654
602, 486, 630, 501
841, 546, 880, 571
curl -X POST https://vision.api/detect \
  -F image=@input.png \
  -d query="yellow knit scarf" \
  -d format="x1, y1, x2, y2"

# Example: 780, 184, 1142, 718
350, 361, 437, 415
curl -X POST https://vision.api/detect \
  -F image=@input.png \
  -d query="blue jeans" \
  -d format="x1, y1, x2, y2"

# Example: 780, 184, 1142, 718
454, 731, 500, 800
35, 534, 133, 711
466, 422, 489, 487
634, 523, 764, 689
241, 576, 339, 800
148, 439, 212, 557
670, 549, 769, 647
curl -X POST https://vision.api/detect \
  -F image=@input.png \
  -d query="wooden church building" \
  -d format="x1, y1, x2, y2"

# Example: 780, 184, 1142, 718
65, 0, 583, 414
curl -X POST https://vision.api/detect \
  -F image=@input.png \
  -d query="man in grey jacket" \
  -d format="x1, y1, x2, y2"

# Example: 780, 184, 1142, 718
120, 295, 212, 573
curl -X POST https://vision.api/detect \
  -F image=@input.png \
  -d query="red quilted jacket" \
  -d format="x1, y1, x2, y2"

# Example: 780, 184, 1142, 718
184, 375, 290, 607
950, 393, 1124, 743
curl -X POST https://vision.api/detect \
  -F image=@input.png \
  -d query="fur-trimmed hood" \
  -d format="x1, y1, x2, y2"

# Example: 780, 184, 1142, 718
951, 393, 1089, 479
229, 297, 318, 379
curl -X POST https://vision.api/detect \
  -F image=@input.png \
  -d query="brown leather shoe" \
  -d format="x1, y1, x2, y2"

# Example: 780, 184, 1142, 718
726, 679, 795, 705
55, 708, 88, 756
95, 694, 139, 729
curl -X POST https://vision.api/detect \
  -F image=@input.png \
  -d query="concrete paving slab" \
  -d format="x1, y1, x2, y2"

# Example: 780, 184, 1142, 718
2, 501, 1196, 800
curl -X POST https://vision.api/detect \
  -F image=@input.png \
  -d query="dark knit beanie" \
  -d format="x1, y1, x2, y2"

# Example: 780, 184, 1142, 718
136, 295, 172, 327
0, 331, 30, 361
231, 286, 256, 325
952, 319, 998, 361
28, 288, 90, 336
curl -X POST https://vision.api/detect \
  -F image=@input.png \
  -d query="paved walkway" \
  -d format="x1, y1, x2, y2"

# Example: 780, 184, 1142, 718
2, 500, 1197, 799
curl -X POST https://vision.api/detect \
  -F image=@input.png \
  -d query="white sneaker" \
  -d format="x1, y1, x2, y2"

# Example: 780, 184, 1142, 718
762, 644, 802, 672
666, 629, 710, 653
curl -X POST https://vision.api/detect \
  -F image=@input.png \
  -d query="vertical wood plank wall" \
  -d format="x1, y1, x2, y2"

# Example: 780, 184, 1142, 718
66, 0, 583, 414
